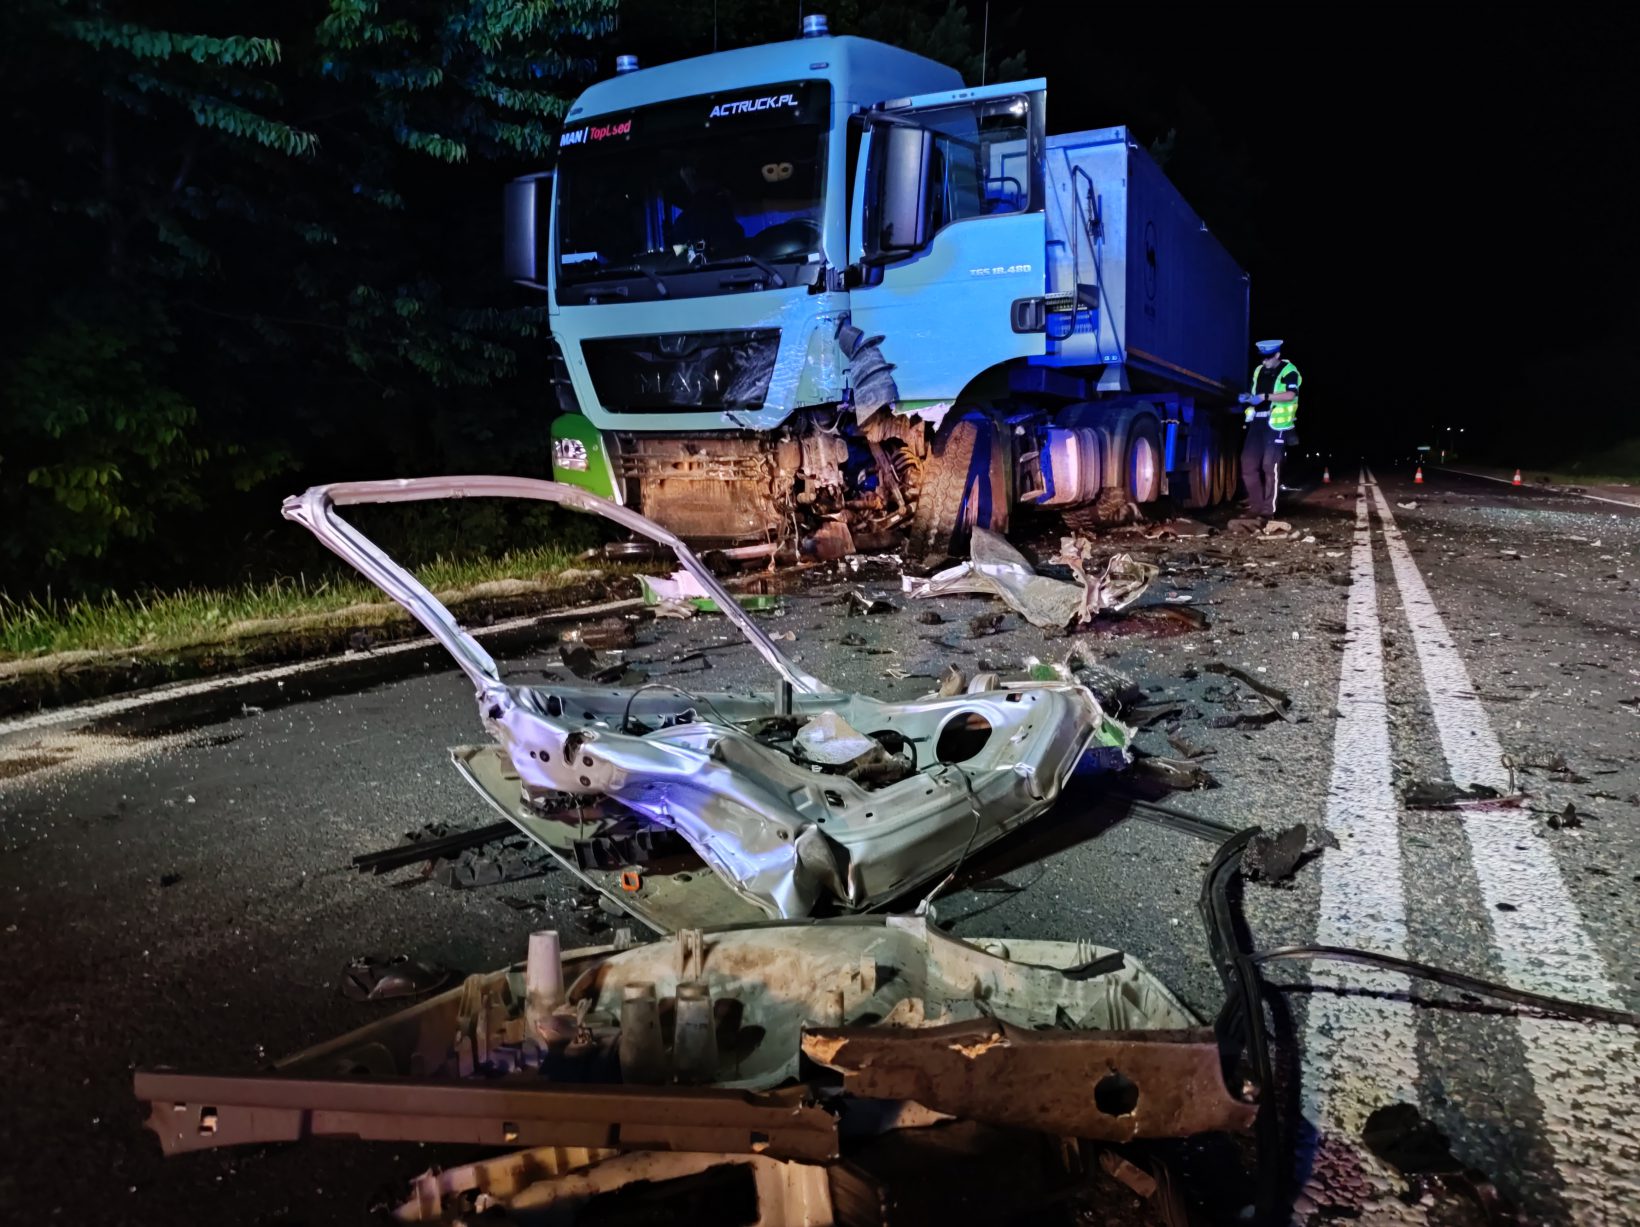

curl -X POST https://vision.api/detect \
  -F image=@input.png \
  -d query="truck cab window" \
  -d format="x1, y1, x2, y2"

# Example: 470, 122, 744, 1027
918, 96, 1034, 229
555, 83, 830, 303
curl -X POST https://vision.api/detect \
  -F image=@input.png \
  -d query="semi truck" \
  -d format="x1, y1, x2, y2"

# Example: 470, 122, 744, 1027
504, 15, 1250, 560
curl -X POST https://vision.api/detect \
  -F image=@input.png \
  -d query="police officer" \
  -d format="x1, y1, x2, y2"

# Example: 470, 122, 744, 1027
1237, 339, 1301, 520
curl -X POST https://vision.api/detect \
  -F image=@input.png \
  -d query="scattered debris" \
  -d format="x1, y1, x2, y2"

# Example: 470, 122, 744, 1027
353, 820, 517, 876
560, 617, 637, 652
968, 611, 1006, 637
339, 955, 451, 1002
1397, 501, 1418, 510
905, 528, 1155, 630
1099, 1150, 1159, 1199
1166, 731, 1215, 760
1129, 754, 1218, 792
1163, 591, 1194, 604
1057, 538, 1158, 621
1025, 656, 1074, 683
1241, 824, 1310, 884
1361, 1103, 1520, 1224
907, 529, 1083, 628
639, 570, 780, 614
1124, 701, 1185, 728
838, 588, 897, 616
430, 839, 554, 889
559, 642, 637, 685
1206, 709, 1282, 730
649, 597, 694, 619
1402, 780, 1524, 811
159, 872, 183, 888
1546, 803, 1582, 831
916, 610, 944, 625
1204, 661, 1293, 720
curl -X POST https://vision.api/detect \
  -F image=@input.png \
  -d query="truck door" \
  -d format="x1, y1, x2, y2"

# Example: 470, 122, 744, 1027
847, 81, 1048, 406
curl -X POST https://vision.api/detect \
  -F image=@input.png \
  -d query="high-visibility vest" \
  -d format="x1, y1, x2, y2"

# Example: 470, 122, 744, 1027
1247, 361, 1300, 430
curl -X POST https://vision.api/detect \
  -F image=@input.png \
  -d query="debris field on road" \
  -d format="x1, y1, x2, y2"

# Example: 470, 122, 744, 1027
50, 471, 1635, 1224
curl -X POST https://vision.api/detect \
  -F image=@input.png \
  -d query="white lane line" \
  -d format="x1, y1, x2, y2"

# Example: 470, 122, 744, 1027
1435, 467, 1640, 510
1297, 475, 1422, 1222
0, 597, 644, 740
1366, 473, 1640, 1222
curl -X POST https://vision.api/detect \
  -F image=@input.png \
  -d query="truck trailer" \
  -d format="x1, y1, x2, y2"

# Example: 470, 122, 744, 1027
504, 15, 1250, 559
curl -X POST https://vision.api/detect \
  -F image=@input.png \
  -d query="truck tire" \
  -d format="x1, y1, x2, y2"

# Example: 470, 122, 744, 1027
908, 412, 1006, 561
1184, 431, 1218, 509
1120, 413, 1164, 504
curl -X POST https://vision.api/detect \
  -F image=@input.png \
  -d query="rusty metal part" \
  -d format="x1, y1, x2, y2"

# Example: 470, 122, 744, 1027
397, 1145, 619, 1220
133, 1071, 838, 1161
801, 1019, 1255, 1141
399, 1147, 835, 1224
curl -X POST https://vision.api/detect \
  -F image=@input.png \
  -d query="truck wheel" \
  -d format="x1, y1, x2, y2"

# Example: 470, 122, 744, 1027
908, 413, 1006, 561
1121, 414, 1164, 504
1185, 432, 1218, 509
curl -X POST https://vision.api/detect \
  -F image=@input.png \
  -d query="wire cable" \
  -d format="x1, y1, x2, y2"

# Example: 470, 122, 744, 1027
619, 682, 736, 734
1250, 944, 1640, 1028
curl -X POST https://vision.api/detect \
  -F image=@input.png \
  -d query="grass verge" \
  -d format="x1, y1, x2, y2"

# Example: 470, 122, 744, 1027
0, 545, 599, 661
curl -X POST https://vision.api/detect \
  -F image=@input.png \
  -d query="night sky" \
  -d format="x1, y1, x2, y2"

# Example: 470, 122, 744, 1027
1021, 5, 1639, 462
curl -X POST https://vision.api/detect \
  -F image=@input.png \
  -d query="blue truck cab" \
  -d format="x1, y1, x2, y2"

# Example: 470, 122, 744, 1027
504, 16, 1249, 556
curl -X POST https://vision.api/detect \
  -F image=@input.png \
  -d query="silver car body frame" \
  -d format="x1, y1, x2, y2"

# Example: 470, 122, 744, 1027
284, 478, 1128, 920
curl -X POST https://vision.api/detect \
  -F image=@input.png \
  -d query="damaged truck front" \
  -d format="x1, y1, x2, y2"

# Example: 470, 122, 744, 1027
284, 477, 1131, 928
508, 20, 1250, 560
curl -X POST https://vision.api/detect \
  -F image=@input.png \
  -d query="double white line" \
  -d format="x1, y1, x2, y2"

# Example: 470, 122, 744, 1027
1301, 471, 1640, 1222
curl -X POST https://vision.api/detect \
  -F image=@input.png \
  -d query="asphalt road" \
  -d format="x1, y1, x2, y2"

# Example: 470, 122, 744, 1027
1, 469, 1636, 1225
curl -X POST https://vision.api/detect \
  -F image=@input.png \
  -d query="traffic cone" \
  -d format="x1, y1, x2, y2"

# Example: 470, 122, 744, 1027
1322, 466, 1331, 484
1414, 466, 1424, 484
1512, 468, 1522, 486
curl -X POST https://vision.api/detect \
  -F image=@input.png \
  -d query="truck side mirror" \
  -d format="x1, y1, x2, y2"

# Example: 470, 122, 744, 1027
864, 123, 933, 266
503, 172, 552, 287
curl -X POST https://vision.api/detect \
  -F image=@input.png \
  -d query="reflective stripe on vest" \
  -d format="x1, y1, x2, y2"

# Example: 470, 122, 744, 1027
1249, 361, 1300, 431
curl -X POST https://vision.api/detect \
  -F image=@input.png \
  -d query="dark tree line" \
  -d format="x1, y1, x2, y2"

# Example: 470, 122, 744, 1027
0, 1, 1013, 594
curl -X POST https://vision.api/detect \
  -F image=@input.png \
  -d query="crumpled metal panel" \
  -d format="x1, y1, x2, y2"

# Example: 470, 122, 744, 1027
802, 1019, 1257, 1141
284, 478, 1129, 919
904, 528, 1157, 630
565, 915, 1197, 1090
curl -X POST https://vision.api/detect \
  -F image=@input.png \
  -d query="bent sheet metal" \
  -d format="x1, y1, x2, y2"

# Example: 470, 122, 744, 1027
284, 478, 1131, 925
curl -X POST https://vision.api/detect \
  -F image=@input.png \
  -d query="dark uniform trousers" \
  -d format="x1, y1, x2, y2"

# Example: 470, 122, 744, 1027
1241, 418, 1285, 518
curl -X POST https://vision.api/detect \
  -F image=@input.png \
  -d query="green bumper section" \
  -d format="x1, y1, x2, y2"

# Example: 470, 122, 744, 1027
637, 576, 781, 615
550, 414, 618, 501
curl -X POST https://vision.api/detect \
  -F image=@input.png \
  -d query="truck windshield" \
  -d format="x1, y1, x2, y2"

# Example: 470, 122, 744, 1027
556, 81, 830, 302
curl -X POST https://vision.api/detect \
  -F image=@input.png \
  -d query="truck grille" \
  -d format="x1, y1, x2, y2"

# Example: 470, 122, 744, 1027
581, 330, 779, 413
